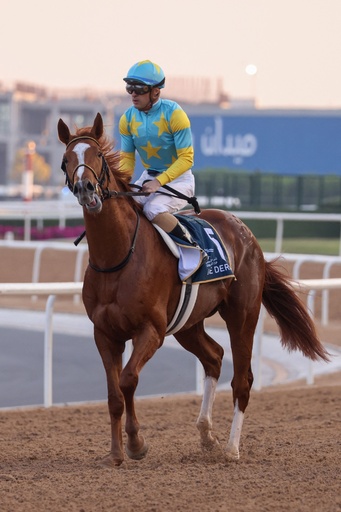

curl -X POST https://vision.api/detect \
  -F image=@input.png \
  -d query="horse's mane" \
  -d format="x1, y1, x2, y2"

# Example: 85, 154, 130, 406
75, 126, 133, 191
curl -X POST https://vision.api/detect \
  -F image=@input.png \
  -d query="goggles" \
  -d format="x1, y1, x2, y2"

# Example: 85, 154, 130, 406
126, 83, 151, 95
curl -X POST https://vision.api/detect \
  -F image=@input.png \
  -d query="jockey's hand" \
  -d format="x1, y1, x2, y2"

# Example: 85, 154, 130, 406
141, 179, 162, 195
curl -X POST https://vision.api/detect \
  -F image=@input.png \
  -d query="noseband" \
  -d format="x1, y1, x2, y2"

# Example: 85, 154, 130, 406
61, 136, 110, 197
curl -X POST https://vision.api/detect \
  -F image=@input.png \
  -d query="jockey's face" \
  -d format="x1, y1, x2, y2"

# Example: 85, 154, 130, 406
130, 87, 160, 112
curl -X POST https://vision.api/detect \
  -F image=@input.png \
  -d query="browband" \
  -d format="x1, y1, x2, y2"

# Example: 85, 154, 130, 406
66, 136, 100, 149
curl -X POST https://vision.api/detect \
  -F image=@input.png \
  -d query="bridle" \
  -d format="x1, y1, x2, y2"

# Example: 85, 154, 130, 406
61, 136, 111, 199
61, 135, 141, 272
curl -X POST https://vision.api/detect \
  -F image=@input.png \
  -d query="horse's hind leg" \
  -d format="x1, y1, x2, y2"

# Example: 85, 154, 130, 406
174, 322, 224, 451
220, 296, 261, 461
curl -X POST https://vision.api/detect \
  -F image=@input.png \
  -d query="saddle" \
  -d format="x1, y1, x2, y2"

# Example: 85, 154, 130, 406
153, 216, 235, 336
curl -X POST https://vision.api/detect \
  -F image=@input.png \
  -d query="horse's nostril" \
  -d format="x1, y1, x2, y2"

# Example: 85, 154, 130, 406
74, 183, 80, 194
86, 181, 95, 191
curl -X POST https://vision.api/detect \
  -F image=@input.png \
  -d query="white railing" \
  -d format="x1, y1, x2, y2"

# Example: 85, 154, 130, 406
1, 201, 341, 253
0, 239, 87, 287
264, 252, 341, 325
1, 278, 340, 408
253, 278, 341, 390
0, 200, 82, 241
2, 239, 339, 325
237, 211, 341, 255
0, 282, 82, 408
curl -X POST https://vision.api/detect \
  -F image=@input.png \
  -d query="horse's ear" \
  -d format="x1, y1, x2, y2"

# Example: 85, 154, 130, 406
58, 118, 71, 145
91, 112, 103, 140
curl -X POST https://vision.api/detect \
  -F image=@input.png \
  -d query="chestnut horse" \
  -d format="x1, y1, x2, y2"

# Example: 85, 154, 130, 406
58, 113, 328, 467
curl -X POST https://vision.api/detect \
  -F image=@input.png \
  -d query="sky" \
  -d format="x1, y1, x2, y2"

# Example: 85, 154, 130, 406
1, 0, 341, 109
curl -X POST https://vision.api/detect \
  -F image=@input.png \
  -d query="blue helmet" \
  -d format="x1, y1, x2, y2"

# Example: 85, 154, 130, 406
123, 60, 165, 88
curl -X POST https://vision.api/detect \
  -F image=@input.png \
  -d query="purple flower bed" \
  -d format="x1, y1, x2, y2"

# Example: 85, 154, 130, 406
0, 225, 85, 240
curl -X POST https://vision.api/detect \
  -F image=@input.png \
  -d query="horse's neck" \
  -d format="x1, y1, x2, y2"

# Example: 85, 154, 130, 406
84, 198, 137, 266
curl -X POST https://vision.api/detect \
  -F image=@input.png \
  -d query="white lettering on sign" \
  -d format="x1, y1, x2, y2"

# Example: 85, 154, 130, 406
200, 117, 258, 164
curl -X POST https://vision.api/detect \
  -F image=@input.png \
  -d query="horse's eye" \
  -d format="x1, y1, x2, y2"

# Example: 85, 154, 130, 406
61, 157, 68, 173
98, 152, 103, 158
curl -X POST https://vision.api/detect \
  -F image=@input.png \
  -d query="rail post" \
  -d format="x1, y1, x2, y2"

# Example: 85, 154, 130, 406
44, 294, 56, 407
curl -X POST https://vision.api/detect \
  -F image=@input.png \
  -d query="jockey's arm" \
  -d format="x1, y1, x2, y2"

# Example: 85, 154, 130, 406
155, 108, 194, 187
156, 146, 194, 186
119, 114, 136, 176
119, 150, 135, 175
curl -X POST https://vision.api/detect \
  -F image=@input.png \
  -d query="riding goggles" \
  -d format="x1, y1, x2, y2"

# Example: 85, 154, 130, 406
126, 83, 151, 95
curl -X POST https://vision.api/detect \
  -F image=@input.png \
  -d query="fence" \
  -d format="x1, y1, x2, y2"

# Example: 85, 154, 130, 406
264, 252, 341, 325
0, 200, 82, 241
1, 239, 339, 326
0, 278, 340, 409
1, 202, 341, 254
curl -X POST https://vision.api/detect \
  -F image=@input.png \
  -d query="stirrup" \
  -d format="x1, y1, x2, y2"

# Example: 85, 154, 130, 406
179, 224, 208, 263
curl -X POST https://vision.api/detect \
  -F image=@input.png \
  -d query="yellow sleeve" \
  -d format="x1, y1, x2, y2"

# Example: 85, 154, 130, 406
156, 147, 194, 186
156, 109, 194, 185
119, 151, 136, 174
119, 114, 136, 175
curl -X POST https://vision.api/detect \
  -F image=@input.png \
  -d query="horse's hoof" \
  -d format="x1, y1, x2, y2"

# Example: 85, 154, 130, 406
125, 437, 149, 460
201, 435, 220, 452
226, 444, 240, 461
98, 453, 124, 468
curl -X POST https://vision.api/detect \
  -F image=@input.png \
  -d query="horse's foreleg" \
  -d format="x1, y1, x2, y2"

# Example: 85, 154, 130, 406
120, 328, 161, 460
94, 328, 125, 467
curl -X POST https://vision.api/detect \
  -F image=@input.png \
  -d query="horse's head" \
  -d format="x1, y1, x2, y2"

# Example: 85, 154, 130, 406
58, 113, 110, 213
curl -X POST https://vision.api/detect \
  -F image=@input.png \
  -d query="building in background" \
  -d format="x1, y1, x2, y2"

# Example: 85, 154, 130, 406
1, 80, 341, 200
0, 82, 124, 193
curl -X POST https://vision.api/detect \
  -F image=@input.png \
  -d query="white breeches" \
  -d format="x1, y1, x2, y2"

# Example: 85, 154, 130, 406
133, 169, 195, 221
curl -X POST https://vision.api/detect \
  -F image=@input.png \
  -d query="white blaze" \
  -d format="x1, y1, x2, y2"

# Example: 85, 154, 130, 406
73, 143, 90, 179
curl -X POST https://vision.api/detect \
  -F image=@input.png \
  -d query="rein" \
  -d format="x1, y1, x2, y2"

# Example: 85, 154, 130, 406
103, 184, 201, 214
62, 137, 200, 213
63, 137, 200, 271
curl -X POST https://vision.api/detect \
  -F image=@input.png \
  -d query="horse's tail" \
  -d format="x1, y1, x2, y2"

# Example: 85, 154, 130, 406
262, 260, 329, 362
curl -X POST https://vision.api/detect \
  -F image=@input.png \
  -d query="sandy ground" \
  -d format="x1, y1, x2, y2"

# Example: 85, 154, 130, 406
0, 385, 340, 512
0, 244, 340, 511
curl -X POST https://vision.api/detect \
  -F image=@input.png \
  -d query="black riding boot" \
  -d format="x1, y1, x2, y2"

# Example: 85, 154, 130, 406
170, 222, 208, 263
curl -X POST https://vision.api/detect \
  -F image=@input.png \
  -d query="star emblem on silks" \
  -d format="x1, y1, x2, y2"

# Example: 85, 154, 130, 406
153, 113, 171, 136
165, 155, 177, 168
141, 141, 162, 160
129, 114, 143, 136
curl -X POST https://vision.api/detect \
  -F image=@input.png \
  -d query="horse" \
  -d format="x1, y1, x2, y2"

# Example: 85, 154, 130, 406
58, 113, 329, 467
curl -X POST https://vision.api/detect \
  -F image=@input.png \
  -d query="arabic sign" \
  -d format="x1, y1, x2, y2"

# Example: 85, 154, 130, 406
190, 114, 341, 174
198, 117, 257, 164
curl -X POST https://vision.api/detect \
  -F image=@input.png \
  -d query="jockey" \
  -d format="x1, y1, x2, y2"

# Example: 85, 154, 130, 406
119, 59, 208, 263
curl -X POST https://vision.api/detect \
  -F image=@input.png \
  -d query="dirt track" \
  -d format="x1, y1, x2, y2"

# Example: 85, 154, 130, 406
0, 384, 340, 512
0, 245, 340, 511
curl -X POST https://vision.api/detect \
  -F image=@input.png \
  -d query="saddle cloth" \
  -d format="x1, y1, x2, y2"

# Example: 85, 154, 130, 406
169, 214, 234, 284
